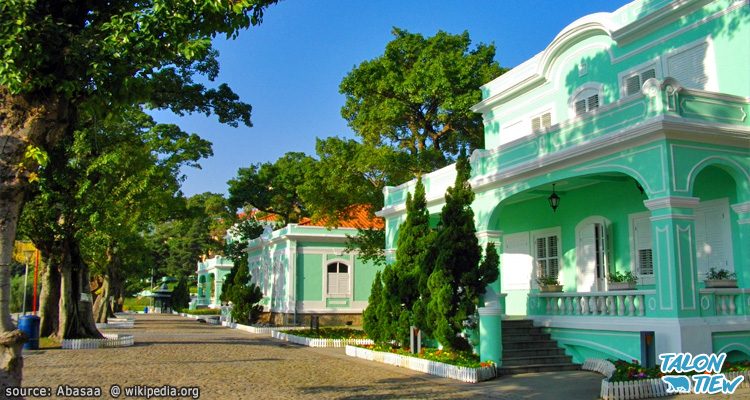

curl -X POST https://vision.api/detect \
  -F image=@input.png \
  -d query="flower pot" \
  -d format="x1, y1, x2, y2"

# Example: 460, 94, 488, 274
705, 279, 738, 288
539, 284, 563, 292
608, 282, 636, 291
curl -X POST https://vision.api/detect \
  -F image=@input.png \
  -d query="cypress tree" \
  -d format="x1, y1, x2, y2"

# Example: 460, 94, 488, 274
424, 149, 498, 350
362, 271, 384, 342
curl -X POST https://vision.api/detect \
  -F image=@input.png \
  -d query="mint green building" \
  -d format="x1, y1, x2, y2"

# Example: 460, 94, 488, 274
379, 0, 749, 365
196, 256, 234, 308
246, 222, 383, 326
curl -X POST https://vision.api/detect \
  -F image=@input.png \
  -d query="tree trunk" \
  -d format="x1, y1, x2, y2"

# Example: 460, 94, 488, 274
1, 88, 70, 387
93, 275, 111, 324
57, 242, 102, 339
39, 260, 61, 338
0, 190, 25, 390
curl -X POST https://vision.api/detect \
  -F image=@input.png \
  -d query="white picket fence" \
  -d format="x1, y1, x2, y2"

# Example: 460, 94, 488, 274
582, 358, 616, 378
345, 345, 496, 383
179, 312, 221, 325
62, 333, 135, 350
272, 331, 373, 348
232, 323, 305, 335
586, 357, 750, 400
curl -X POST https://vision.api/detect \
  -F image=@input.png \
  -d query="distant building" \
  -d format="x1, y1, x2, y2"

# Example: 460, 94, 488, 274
195, 256, 234, 308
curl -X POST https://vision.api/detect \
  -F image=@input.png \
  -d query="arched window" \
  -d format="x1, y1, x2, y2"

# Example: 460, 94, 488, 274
570, 84, 602, 117
326, 262, 350, 296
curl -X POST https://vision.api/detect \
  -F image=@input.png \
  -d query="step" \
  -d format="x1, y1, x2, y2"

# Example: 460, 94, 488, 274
501, 339, 560, 350
502, 333, 551, 343
501, 319, 535, 328
501, 326, 545, 336
503, 347, 566, 358
498, 363, 581, 375
501, 354, 573, 367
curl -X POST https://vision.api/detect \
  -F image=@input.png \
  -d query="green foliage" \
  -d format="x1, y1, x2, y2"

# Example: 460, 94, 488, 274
706, 267, 736, 280
225, 261, 263, 325
360, 344, 491, 369
340, 28, 504, 171
364, 178, 434, 346
228, 152, 317, 225
608, 270, 638, 284
221, 218, 264, 303
123, 297, 151, 312
10, 274, 34, 314
171, 276, 191, 311
423, 151, 499, 351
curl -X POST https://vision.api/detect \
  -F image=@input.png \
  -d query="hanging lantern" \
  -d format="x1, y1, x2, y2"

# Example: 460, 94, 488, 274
548, 184, 560, 212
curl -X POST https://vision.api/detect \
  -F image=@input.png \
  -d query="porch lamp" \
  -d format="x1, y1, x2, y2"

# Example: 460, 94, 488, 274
548, 184, 561, 212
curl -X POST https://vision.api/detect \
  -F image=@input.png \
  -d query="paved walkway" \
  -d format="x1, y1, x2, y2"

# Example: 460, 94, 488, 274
20, 314, 749, 399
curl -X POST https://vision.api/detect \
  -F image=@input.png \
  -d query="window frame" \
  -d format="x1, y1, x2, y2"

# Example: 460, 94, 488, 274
569, 83, 603, 119
629, 211, 654, 285
531, 227, 562, 285
324, 260, 352, 297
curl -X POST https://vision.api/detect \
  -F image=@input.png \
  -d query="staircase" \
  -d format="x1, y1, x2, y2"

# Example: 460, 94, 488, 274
499, 319, 581, 375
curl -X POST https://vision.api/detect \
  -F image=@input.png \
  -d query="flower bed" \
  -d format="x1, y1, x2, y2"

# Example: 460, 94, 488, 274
62, 333, 135, 350
345, 345, 496, 383
584, 358, 750, 400
272, 330, 373, 348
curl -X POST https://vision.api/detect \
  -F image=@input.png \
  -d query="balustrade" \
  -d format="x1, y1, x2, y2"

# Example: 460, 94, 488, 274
533, 291, 653, 317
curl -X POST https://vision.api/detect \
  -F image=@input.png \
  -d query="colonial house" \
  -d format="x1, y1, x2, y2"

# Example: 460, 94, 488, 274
195, 255, 234, 308
378, 0, 749, 369
245, 207, 384, 326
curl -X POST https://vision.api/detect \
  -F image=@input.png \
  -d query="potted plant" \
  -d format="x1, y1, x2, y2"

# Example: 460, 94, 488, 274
705, 267, 737, 288
608, 271, 638, 290
536, 276, 563, 292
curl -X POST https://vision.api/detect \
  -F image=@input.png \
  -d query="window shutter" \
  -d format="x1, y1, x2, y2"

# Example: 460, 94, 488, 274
531, 117, 541, 131
536, 237, 546, 258
638, 249, 654, 275
575, 99, 587, 115
641, 68, 656, 82
587, 94, 599, 111
633, 214, 653, 275
625, 75, 641, 96
667, 43, 708, 90
541, 112, 551, 129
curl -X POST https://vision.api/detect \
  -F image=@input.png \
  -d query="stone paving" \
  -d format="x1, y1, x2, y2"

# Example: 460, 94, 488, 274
20, 314, 750, 399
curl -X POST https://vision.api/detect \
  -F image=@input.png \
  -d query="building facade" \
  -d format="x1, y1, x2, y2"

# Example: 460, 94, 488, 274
195, 256, 234, 308
379, 0, 749, 364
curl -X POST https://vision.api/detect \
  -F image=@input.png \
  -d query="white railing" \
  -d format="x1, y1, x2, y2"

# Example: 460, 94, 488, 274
583, 358, 616, 378
699, 288, 750, 317
533, 290, 655, 317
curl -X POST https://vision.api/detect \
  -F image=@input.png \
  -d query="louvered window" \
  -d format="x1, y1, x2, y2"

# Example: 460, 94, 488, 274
575, 93, 600, 116
632, 213, 653, 276
667, 43, 709, 90
531, 111, 552, 132
327, 262, 350, 296
536, 235, 560, 278
624, 68, 656, 96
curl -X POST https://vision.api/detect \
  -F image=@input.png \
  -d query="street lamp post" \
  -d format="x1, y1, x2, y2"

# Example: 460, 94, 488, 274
21, 251, 33, 315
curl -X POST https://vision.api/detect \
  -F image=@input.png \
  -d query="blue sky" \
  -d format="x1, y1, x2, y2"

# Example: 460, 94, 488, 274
153, 0, 631, 197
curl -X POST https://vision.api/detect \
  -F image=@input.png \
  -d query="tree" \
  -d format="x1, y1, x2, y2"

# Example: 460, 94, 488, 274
228, 152, 317, 225
363, 177, 433, 346
1, 0, 276, 386
340, 28, 503, 171
171, 277, 191, 312
221, 218, 265, 304
362, 271, 385, 343
20, 108, 212, 335
423, 151, 499, 351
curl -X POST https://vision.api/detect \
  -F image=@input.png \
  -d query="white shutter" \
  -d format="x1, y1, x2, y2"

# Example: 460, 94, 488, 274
695, 199, 733, 277
667, 43, 709, 90
541, 112, 552, 129
502, 232, 533, 291
633, 214, 653, 275
338, 273, 349, 295
500, 119, 525, 145
625, 75, 641, 96
577, 224, 598, 292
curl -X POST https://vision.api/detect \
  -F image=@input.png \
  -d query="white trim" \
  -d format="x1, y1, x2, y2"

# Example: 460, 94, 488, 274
676, 225, 697, 311
655, 226, 674, 311
629, 211, 655, 284
297, 247, 351, 255
649, 214, 697, 222
644, 196, 700, 210
475, 230, 503, 241
732, 201, 750, 215
554, 338, 637, 361
612, 0, 713, 43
